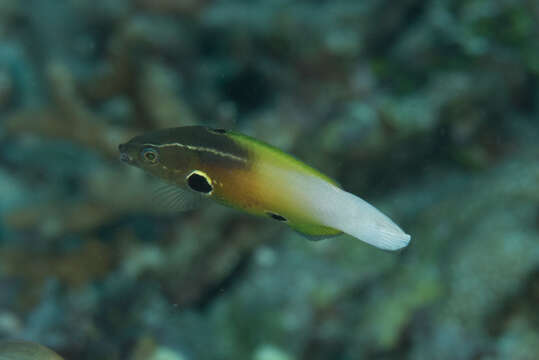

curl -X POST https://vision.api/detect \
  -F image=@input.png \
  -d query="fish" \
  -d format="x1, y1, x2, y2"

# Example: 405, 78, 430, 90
118, 126, 411, 250
0, 340, 63, 360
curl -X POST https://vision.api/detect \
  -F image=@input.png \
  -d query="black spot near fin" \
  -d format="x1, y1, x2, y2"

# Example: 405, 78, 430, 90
186, 171, 213, 194
208, 128, 228, 134
266, 212, 287, 222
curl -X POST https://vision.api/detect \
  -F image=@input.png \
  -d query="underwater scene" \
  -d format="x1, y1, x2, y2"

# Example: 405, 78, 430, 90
0, 0, 538, 359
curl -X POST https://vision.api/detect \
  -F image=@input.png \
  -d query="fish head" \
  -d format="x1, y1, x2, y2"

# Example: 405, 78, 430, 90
119, 126, 249, 191
118, 130, 196, 182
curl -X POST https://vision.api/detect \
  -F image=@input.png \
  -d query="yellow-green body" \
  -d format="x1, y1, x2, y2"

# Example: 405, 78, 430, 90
120, 126, 340, 237
209, 131, 341, 236
119, 126, 410, 250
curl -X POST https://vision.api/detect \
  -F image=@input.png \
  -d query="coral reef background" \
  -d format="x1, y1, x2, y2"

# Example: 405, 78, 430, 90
0, 1, 538, 359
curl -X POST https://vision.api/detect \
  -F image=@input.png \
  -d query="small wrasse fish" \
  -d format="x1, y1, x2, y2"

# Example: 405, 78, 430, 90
0, 340, 63, 360
119, 126, 411, 250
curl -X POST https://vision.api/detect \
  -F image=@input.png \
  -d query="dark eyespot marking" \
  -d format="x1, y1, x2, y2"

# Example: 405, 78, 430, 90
208, 128, 227, 134
187, 170, 213, 194
267, 212, 287, 222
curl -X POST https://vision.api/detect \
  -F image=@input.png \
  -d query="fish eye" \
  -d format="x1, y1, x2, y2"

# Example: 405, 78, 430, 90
141, 147, 159, 164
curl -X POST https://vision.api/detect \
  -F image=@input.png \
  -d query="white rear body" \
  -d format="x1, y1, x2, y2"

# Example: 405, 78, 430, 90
264, 164, 411, 250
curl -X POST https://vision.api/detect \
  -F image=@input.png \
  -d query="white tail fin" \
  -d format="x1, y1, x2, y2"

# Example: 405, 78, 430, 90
292, 177, 410, 250
322, 188, 411, 250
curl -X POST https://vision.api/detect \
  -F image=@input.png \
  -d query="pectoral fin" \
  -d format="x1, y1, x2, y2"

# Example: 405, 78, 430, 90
151, 182, 205, 213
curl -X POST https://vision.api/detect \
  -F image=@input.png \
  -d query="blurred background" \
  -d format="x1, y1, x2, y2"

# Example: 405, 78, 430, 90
0, 0, 538, 359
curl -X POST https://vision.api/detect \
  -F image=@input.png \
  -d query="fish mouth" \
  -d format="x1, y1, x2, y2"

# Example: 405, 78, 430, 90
119, 152, 132, 163
118, 143, 133, 163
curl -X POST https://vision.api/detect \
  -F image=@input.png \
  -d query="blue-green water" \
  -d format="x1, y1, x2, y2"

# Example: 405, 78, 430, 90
0, 1, 538, 359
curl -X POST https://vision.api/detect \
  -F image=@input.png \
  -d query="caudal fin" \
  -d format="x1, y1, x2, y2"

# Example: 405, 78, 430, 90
322, 189, 411, 251
353, 217, 411, 250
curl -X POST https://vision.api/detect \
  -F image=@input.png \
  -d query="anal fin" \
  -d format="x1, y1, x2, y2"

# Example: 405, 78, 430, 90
289, 222, 341, 241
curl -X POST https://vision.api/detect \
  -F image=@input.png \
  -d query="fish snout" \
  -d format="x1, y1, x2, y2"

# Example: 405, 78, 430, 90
118, 143, 133, 163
